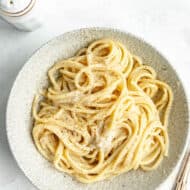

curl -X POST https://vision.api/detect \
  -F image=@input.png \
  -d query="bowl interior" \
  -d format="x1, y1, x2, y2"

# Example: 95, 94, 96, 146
6, 28, 189, 190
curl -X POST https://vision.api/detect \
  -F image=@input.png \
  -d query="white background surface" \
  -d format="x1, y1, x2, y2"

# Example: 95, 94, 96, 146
0, 0, 190, 189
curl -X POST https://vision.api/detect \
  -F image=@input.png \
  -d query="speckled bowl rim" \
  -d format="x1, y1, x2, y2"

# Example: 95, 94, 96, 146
6, 27, 190, 190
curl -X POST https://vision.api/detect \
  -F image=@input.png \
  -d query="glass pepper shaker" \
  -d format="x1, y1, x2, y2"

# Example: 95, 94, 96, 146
0, 0, 43, 31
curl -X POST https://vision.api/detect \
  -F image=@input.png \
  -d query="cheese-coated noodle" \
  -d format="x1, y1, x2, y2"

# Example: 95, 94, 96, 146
32, 39, 173, 183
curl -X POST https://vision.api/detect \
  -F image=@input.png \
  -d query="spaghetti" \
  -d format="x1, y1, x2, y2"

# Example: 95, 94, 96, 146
32, 39, 173, 183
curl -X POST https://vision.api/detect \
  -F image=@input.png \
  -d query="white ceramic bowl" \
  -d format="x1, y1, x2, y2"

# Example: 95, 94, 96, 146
6, 28, 189, 190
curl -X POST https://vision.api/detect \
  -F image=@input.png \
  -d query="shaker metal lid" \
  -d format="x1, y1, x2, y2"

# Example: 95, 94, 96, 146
0, 0, 31, 13
0, 0, 36, 17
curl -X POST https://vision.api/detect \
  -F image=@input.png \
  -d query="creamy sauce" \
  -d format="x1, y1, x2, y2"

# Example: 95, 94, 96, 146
97, 130, 115, 150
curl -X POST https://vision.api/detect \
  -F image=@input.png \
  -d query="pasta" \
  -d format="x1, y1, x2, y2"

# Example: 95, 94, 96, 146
32, 39, 173, 183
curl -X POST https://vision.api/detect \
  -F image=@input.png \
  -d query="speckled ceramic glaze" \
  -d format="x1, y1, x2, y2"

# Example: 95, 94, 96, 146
6, 28, 189, 190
